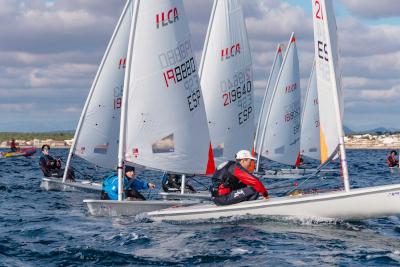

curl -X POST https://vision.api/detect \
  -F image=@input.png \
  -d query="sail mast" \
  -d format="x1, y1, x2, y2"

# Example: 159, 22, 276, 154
63, 0, 133, 183
117, 0, 140, 201
320, 0, 350, 191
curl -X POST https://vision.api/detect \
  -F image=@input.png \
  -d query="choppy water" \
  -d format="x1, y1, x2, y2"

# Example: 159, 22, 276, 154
0, 148, 399, 266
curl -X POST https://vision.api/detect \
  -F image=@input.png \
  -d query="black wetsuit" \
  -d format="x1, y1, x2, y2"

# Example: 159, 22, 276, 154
210, 161, 268, 206
39, 154, 75, 180
161, 174, 196, 193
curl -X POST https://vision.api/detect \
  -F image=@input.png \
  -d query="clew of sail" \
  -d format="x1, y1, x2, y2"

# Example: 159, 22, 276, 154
199, 0, 254, 163
123, 0, 215, 175
258, 33, 301, 166
255, 44, 283, 157
300, 61, 320, 161
71, 0, 133, 170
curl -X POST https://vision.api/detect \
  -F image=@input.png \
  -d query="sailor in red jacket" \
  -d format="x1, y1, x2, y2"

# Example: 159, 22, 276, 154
387, 150, 399, 167
210, 150, 268, 206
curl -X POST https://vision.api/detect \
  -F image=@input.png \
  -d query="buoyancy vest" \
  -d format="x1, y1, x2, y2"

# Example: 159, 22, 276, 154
210, 161, 246, 196
387, 155, 398, 167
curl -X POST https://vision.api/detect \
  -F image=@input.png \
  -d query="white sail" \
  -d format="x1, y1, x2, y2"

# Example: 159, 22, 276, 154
258, 33, 301, 166
312, 0, 343, 162
254, 44, 283, 156
123, 0, 215, 175
300, 61, 320, 161
312, 0, 349, 190
199, 0, 254, 163
71, 0, 133, 169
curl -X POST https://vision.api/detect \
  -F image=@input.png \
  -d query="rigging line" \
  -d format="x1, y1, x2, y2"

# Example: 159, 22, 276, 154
283, 146, 340, 196
58, 156, 96, 181
188, 176, 209, 191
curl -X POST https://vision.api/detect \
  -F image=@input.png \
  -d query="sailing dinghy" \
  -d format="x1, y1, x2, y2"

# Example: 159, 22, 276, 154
159, 0, 253, 200
40, 0, 135, 192
148, 0, 400, 222
254, 33, 302, 179
269, 62, 338, 179
83, 0, 215, 216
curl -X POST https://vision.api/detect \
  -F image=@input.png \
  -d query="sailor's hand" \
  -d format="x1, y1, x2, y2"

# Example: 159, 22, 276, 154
263, 192, 269, 200
148, 183, 156, 189
264, 196, 269, 200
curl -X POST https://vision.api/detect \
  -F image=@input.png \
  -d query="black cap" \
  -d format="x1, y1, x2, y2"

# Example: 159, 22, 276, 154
125, 165, 135, 173
42, 144, 50, 151
391, 150, 398, 155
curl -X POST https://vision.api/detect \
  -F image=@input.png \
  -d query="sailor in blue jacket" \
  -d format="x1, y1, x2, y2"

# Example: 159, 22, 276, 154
101, 165, 155, 200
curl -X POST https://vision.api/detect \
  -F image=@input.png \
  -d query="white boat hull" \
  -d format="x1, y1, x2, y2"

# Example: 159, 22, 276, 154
40, 177, 102, 193
159, 191, 211, 201
149, 184, 400, 222
83, 199, 196, 217
389, 167, 400, 174
261, 168, 338, 179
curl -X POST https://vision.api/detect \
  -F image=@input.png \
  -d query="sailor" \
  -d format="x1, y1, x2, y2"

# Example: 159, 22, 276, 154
39, 144, 75, 181
210, 150, 269, 206
161, 173, 196, 193
101, 165, 156, 201
10, 138, 18, 152
387, 150, 399, 167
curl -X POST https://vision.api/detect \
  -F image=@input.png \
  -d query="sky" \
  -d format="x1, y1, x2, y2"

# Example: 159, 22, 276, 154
0, 0, 399, 132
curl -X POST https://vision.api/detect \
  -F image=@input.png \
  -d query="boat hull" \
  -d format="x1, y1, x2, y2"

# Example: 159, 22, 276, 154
159, 191, 211, 201
261, 168, 337, 179
149, 184, 400, 221
0, 147, 36, 158
83, 199, 196, 217
40, 177, 102, 193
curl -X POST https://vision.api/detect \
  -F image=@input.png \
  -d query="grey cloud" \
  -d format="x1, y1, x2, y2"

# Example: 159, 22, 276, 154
339, 0, 400, 19
1, 0, 400, 131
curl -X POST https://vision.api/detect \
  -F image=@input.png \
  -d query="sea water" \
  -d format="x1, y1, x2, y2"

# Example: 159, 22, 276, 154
0, 148, 399, 266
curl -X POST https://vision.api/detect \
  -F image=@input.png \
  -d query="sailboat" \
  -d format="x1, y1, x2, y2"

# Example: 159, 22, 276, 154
254, 33, 302, 178
83, 0, 216, 216
147, 0, 400, 222
298, 62, 338, 176
159, 0, 254, 200
41, 0, 135, 192
40, 0, 134, 192
254, 44, 283, 160
199, 0, 254, 165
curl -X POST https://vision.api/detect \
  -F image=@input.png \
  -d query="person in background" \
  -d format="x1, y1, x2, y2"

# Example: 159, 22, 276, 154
387, 150, 399, 167
10, 138, 18, 152
39, 144, 75, 181
101, 165, 156, 201
161, 173, 196, 193
210, 150, 269, 206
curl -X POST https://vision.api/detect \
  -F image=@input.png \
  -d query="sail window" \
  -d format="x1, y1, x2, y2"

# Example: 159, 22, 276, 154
152, 134, 175, 153
94, 143, 109, 154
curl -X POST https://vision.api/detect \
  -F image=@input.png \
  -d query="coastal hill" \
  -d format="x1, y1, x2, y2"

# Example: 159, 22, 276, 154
1, 128, 400, 149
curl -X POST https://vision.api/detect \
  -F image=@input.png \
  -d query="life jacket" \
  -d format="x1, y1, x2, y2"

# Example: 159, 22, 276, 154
210, 161, 245, 197
387, 155, 398, 167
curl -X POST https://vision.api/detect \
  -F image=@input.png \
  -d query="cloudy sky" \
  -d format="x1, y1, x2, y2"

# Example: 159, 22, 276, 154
1, 0, 399, 132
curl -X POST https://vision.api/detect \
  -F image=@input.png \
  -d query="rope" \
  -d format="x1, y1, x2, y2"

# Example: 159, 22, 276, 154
187, 176, 209, 191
